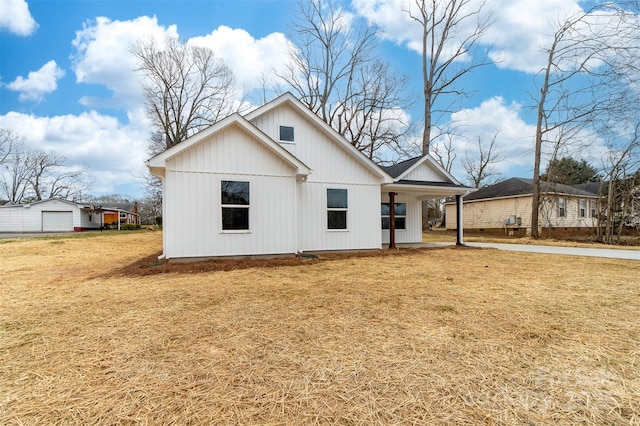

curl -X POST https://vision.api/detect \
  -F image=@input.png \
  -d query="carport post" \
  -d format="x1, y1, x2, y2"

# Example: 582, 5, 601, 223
456, 194, 464, 246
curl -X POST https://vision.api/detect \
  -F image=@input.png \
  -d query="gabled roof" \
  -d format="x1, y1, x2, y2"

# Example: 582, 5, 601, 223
381, 155, 464, 186
245, 92, 392, 183
24, 198, 87, 208
464, 177, 599, 202
78, 201, 139, 214
381, 157, 422, 178
147, 112, 312, 179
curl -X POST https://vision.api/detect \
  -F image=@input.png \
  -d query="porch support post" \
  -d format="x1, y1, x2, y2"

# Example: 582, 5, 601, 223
456, 194, 464, 246
389, 192, 396, 249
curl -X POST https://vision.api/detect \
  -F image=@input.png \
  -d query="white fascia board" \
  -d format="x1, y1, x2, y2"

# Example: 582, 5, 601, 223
145, 112, 312, 178
26, 197, 84, 209
146, 113, 243, 168
383, 183, 475, 198
246, 92, 392, 183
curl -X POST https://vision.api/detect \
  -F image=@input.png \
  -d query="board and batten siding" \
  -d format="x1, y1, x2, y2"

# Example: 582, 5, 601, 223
297, 182, 381, 252
250, 103, 383, 185
380, 193, 423, 245
251, 102, 385, 252
402, 163, 445, 182
162, 124, 299, 258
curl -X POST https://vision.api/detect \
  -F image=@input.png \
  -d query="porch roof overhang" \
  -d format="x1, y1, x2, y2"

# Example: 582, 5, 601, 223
382, 180, 475, 199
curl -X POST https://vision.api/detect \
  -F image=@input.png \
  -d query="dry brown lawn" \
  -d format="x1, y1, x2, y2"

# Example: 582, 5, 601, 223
1, 231, 639, 425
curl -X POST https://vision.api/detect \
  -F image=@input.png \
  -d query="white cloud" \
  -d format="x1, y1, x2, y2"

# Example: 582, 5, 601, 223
71, 15, 176, 110
351, 0, 586, 74
0, 111, 150, 196
1, 16, 296, 197
188, 26, 293, 90
6, 60, 65, 102
432, 96, 536, 181
0, 0, 37, 36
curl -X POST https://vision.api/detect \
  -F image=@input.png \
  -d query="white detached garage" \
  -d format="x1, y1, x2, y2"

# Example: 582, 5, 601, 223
0, 198, 101, 232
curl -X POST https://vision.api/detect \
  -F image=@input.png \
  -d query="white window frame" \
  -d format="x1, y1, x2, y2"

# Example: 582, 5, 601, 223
589, 200, 597, 218
579, 199, 586, 218
327, 188, 348, 231
558, 197, 566, 217
279, 125, 295, 143
221, 180, 250, 233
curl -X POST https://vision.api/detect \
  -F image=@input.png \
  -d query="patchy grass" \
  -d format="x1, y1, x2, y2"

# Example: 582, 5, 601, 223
1, 232, 639, 425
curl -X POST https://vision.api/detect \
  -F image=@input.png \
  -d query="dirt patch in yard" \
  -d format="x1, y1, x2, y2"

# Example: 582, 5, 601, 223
106, 245, 475, 277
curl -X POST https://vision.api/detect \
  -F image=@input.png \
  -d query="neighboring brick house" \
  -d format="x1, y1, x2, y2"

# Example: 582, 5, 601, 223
101, 202, 140, 227
445, 178, 601, 236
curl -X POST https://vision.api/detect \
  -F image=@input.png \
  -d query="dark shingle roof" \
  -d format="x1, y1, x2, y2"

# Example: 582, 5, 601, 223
464, 177, 599, 201
380, 157, 422, 178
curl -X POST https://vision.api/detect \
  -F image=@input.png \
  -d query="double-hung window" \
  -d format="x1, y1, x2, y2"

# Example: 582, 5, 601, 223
327, 188, 348, 230
558, 197, 566, 217
221, 180, 250, 230
579, 199, 586, 218
381, 203, 406, 230
589, 200, 597, 218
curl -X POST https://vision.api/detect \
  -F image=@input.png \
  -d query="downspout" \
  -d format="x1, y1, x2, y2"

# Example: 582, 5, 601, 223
389, 192, 396, 249
456, 194, 464, 246
158, 175, 167, 260
294, 176, 301, 254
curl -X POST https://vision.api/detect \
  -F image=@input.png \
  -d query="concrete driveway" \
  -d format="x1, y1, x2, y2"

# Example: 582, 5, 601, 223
465, 242, 640, 261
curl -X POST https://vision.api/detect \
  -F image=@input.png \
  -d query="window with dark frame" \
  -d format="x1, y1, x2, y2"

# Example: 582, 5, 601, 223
327, 188, 348, 230
381, 203, 406, 230
558, 197, 566, 217
221, 180, 250, 230
279, 126, 294, 142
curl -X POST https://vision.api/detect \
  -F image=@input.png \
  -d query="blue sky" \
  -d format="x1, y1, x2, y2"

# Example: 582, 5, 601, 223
0, 0, 612, 198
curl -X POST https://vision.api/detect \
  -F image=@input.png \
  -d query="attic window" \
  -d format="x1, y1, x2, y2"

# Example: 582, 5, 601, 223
279, 126, 294, 142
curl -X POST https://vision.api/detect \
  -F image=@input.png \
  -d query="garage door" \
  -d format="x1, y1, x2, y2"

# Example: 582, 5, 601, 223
42, 211, 73, 231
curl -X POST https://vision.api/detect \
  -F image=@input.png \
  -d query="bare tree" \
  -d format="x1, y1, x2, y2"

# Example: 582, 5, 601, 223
0, 141, 92, 203
405, 0, 492, 155
463, 130, 503, 187
279, 0, 415, 162
29, 149, 93, 201
530, 3, 639, 237
0, 128, 18, 168
0, 144, 33, 203
431, 133, 456, 173
598, 123, 640, 243
133, 36, 238, 150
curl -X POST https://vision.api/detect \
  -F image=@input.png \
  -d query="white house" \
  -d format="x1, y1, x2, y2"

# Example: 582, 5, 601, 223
147, 93, 472, 259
